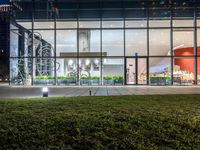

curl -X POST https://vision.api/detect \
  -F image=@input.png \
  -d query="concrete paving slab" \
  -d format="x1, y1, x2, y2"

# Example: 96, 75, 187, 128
0, 85, 200, 98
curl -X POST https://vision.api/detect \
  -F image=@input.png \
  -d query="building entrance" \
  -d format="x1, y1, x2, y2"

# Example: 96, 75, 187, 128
126, 57, 147, 85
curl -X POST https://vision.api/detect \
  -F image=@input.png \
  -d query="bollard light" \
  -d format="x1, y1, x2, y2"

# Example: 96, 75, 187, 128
42, 87, 48, 97
89, 90, 92, 96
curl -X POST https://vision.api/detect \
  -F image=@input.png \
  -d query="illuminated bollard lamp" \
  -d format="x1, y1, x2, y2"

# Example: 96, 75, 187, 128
42, 87, 48, 97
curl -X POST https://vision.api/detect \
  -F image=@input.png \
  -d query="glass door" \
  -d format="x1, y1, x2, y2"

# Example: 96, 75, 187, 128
126, 57, 147, 85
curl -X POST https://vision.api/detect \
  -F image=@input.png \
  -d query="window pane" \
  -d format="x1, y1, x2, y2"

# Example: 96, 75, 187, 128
173, 57, 194, 85
149, 29, 170, 56
10, 30, 32, 57
125, 20, 147, 28
102, 30, 124, 56
79, 58, 100, 85
33, 30, 55, 57
103, 58, 124, 85
10, 58, 32, 85
173, 20, 194, 27
16, 22, 32, 29
33, 58, 55, 85
125, 29, 147, 56
198, 57, 200, 85
56, 30, 77, 57
56, 58, 77, 85
79, 30, 100, 56
149, 20, 170, 27
56, 21, 77, 29
197, 29, 200, 55
149, 57, 171, 85
173, 29, 194, 56
79, 21, 100, 28
102, 21, 123, 28
34, 22, 54, 29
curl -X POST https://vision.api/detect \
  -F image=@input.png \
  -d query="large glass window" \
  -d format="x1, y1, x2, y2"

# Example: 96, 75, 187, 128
149, 57, 171, 85
56, 58, 77, 85
10, 58, 32, 85
102, 30, 124, 56
33, 30, 55, 57
79, 30, 100, 56
125, 29, 147, 56
173, 29, 194, 56
79, 58, 101, 85
173, 57, 195, 85
56, 30, 77, 57
149, 29, 170, 56
33, 58, 55, 85
10, 29, 32, 57
103, 58, 124, 85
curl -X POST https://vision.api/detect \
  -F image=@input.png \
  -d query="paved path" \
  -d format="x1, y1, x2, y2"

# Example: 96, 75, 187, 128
0, 85, 200, 98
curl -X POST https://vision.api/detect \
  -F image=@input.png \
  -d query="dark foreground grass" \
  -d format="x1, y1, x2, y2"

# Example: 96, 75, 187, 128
0, 95, 200, 149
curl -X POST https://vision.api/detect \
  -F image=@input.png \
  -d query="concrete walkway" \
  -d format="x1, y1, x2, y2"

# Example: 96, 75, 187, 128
0, 85, 200, 98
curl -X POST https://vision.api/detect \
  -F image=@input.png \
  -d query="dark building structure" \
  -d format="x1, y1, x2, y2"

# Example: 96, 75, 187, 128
4, 0, 200, 86
0, 2, 10, 82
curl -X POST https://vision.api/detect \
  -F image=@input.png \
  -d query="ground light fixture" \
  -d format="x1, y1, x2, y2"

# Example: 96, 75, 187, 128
42, 87, 48, 97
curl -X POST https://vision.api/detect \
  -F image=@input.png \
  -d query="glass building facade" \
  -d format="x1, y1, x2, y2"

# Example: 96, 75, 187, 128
9, 0, 200, 86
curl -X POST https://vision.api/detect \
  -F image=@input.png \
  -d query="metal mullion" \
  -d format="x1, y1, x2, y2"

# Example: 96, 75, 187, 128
54, 6, 57, 86
194, 7, 198, 85
31, 0, 35, 86
123, 1, 126, 85
170, 6, 174, 85
147, 8, 149, 85
77, 3, 80, 86
100, 1, 103, 86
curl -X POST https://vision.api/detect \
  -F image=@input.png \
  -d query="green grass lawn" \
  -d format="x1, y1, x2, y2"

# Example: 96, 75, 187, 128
0, 95, 200, 149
